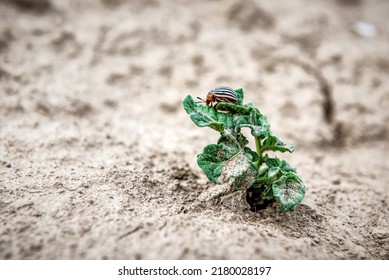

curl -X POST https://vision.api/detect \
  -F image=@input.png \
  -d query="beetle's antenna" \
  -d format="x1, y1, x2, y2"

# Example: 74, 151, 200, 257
196, 97, 206, 103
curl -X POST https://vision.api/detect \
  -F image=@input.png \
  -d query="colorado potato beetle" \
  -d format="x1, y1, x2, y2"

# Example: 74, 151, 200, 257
197, 86, 238, 107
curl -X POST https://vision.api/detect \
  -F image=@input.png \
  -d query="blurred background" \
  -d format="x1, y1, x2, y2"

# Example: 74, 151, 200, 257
1, 0, 388, 151
1, 0, 388, 259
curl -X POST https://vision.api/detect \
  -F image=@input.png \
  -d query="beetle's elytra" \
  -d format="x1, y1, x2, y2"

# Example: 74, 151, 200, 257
197, 86, 238, 107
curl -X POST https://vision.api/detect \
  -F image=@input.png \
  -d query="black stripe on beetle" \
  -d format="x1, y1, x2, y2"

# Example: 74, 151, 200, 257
196, 86, 237, 107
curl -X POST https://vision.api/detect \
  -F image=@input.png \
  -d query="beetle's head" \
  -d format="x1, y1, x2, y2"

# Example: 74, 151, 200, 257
196, 90, 215, 106
206, 90, 215, 105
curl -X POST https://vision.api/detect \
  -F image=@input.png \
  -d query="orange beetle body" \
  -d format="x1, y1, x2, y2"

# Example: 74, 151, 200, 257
197, 86, 237, 107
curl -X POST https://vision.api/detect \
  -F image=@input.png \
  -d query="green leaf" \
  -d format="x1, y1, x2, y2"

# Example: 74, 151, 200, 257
265, 157, 296, 173
279, 160, 296, 173
215, 102, 251, 115
234, 107, 270, 138
244, 146, 259, 162
183, 95, 234, 132
272, 172, 305, 211
253, 171, 275, 185
197, 136, 257, 188
234, 88, 244, 105
257, 166, 269, 177
264, 156, 279, 168
263, 134, 295, 153
268, 167, 281, 179
253, 166, 281, 185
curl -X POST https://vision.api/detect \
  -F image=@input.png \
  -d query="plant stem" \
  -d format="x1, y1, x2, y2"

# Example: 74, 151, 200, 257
255, 136, 262, 168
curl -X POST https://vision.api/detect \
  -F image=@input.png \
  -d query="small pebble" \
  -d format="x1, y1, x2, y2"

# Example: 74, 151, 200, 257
0, 161, 11, 168
352, 21, 377, 38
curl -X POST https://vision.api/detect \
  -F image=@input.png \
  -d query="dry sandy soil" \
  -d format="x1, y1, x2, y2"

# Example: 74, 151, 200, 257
1, 0, 388, 259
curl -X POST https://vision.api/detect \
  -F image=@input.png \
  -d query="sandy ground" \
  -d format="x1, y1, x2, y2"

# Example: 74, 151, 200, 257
1, 0, 388, 259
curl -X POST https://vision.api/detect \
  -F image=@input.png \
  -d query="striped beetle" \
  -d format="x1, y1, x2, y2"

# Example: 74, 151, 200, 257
197, 86, 238, 107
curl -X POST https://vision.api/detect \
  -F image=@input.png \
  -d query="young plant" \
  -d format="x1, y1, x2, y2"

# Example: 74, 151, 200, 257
183, 88, 305, 211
